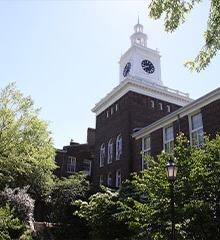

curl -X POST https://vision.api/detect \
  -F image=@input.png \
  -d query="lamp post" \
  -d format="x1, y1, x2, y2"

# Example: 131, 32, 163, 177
165, 159, 178, 240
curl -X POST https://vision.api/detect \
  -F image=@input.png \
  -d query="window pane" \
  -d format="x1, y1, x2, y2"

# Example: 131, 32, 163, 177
165, 126, 173, 141
143, 137, 150, 150
192, 113, 203, 130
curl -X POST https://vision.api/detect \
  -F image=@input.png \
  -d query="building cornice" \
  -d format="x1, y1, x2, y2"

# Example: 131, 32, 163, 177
92, 77, 192, 115
119, 45, 160, 64
132, 87, 220, 140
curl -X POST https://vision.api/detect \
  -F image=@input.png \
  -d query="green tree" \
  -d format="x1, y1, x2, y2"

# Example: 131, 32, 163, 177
117, 134, 220, 239
148, 0, 220, 72
49, 173, 90, 223
44, 173, 91, 240
0, 83, 56, 198
0, 204, 25, 240
75, 187, 134, 240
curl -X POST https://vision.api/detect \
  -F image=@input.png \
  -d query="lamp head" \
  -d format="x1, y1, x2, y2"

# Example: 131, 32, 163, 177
165, 159, 177, 182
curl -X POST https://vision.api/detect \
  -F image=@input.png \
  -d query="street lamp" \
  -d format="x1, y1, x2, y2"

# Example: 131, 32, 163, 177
165, 159, 177, 240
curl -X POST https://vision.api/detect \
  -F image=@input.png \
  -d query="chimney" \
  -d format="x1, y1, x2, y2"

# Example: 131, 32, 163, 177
87, 128, 96, 146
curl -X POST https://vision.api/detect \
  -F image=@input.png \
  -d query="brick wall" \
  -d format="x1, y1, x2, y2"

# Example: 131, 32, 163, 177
93, 90, 181, 186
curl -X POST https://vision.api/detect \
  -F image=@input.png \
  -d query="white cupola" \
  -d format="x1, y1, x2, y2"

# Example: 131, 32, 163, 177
119, 19, 163, 86
130, 18, 148, 47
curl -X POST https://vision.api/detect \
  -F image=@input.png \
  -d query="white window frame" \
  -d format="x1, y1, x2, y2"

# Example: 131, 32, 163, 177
142, 136, 151, 170
159, 103, 163, 111
189, 112, 204, 146
167, 105, 171, 113
163, 125, 174, 153
106, 111, 109, 118
99, 175, 104, 185
150, 100, 155, 108
99, 143, 105, 167
116, 134, 122, 160
115, 103, 118, 112
107, 172, 112, 187
111, 107, 114, 115
83, 159, 92, 176
116, 169, 121, 188
66, 156, 76, 173
107, 139, 113, 164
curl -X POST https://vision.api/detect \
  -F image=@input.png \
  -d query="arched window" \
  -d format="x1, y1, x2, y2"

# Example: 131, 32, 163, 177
159, 103, 163, 111
116, 169, 121, 188
99, 143, 105, 167
116, 134, 122, 160
108, 139, 113, 164
107, 172, 112, 187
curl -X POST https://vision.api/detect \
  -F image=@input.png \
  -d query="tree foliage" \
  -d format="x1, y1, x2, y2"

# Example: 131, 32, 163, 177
149, 0, 220, 72
117, 134, 220, 239
48, 173, 90, 223
75, 187, 134, 240
0, 83, 57, 198
0, 204, 24, 240
0, 187, 34, 229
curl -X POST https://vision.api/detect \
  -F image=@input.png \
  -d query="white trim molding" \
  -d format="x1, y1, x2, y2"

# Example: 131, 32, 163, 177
133, 87, 220, 140
92, 78, 192, 116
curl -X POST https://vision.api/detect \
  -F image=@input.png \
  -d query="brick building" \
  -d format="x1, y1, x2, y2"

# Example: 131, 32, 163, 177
55, 128, 95, 178
55, 21, 220, 188
91, 21, 192, 187
132, 87, 220, 165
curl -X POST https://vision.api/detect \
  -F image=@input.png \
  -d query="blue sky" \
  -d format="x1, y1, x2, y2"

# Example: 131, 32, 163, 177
0, 1, 219, 148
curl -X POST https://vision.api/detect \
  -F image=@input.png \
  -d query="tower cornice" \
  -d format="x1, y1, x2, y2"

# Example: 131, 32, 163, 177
92, 77, 192, 115
119, 45, 160, 64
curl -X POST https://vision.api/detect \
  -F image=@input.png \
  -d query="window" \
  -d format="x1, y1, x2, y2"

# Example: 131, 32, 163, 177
99, 144, 105, 167
111, 107, 114, 115
66, 156, 76, 173
167, 105, 171, 113
142, 136, 151, 170
150, 100, 155, 108
159, 103, 163, 110
116, 170, 121, 188
106, 111, 109, 118
190, 112, 204, 146
107, 172, 112, 187
99, 175, 104, 185
163, 126, 174, 153
115, 103, 118, 112
83, 159, 91, 175
116, 134, 122, 160
107, 139, 113, 164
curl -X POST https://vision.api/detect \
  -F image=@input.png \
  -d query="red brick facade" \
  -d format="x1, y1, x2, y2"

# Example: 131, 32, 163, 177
133, 94, 220, 160
92, 91, 181, 186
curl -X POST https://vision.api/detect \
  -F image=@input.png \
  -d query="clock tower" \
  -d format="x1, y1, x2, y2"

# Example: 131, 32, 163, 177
119, 20, 162, 86
92, 20, 192, 187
